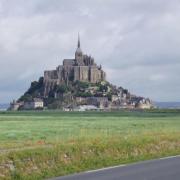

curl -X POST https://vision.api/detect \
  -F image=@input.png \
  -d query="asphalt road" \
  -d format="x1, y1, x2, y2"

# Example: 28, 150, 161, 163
51, 155, 180, 180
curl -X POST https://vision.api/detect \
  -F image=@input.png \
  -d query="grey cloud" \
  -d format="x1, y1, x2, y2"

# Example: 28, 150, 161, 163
0, 0, 180, 103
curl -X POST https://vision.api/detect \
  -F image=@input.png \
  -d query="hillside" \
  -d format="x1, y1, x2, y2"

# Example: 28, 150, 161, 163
15, 77, 152, 110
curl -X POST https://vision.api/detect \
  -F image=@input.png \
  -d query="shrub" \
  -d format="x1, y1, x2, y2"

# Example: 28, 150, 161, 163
56, 84, 69, 94
74, 81, 89, 89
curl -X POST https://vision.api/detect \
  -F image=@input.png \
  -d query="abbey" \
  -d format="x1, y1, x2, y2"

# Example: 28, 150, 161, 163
44, 35, 106, 97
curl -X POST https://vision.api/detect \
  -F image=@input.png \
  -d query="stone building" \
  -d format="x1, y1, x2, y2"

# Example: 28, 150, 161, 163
9, 100, 23, 111
24, 98, 44, 110
44, 35, 106, 97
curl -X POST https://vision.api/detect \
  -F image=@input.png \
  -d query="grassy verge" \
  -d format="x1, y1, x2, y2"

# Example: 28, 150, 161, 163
0, 110, 180, 179
1, 134, 180, 180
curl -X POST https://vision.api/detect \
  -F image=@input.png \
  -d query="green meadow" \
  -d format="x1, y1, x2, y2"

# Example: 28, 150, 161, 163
0, 110, 180, 179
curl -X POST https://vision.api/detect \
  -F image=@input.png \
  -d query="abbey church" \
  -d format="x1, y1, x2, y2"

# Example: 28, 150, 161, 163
44, 35, 106, 97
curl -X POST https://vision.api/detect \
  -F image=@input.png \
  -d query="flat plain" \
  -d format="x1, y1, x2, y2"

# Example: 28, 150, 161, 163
0, 110, 180, 179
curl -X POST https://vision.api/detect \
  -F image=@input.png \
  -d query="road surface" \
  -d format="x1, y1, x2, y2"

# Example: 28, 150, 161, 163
51, 155, 180, 180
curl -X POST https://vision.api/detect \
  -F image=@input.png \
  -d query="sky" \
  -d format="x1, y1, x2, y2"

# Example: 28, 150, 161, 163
0, 0, 180, 103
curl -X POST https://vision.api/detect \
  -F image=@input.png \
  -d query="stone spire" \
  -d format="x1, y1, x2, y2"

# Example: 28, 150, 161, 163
75, 33, 83, 65
75, 33, 83, 55
78, 33, 80, 48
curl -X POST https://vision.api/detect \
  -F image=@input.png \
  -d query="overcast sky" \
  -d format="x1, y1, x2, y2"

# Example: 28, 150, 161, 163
0, 0, 180, 103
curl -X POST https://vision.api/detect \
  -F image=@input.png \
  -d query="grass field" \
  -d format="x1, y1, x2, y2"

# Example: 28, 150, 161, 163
0, 110, 180, 179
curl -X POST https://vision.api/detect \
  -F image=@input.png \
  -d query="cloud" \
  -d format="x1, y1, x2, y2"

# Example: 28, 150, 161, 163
149, 74, 166, 81
0, 0, 180, 103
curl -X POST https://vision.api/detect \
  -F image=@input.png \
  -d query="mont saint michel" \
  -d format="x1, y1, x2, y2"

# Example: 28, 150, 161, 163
10, 35, 153, 111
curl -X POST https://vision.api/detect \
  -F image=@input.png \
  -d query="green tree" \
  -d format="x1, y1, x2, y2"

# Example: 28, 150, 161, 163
56, 84, 69, 94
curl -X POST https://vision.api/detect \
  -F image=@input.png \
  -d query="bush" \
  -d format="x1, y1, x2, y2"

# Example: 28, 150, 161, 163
74, 81, 89, 89
107, 93, 112, 101
99, 84, 108, 92
76, 92, 92, 97
56, 84, 69, 94
19, 93, 33, 102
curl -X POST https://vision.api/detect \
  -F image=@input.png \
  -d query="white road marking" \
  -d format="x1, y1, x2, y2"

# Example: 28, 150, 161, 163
84, 155, 180, 174
159, 154, 180, 160
85, 164, 126, 173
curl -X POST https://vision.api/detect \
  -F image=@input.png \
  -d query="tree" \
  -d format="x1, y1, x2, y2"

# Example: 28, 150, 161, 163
19, 94, 33, 102
99, 84, 108, 92
76, 92, 92, 97
56, 84, 69, 94
74, 80, 89, 89
107, 93, 112, 101
18, 77, 44, 102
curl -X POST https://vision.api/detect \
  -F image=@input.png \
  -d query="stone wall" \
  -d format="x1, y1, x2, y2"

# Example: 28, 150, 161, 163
44, 70, 58, 81
79, 66, 89, 82
74, 66, 89, 82
63, 59, 75, 66
44, 80, 57, 97
90, 67, 102, 83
